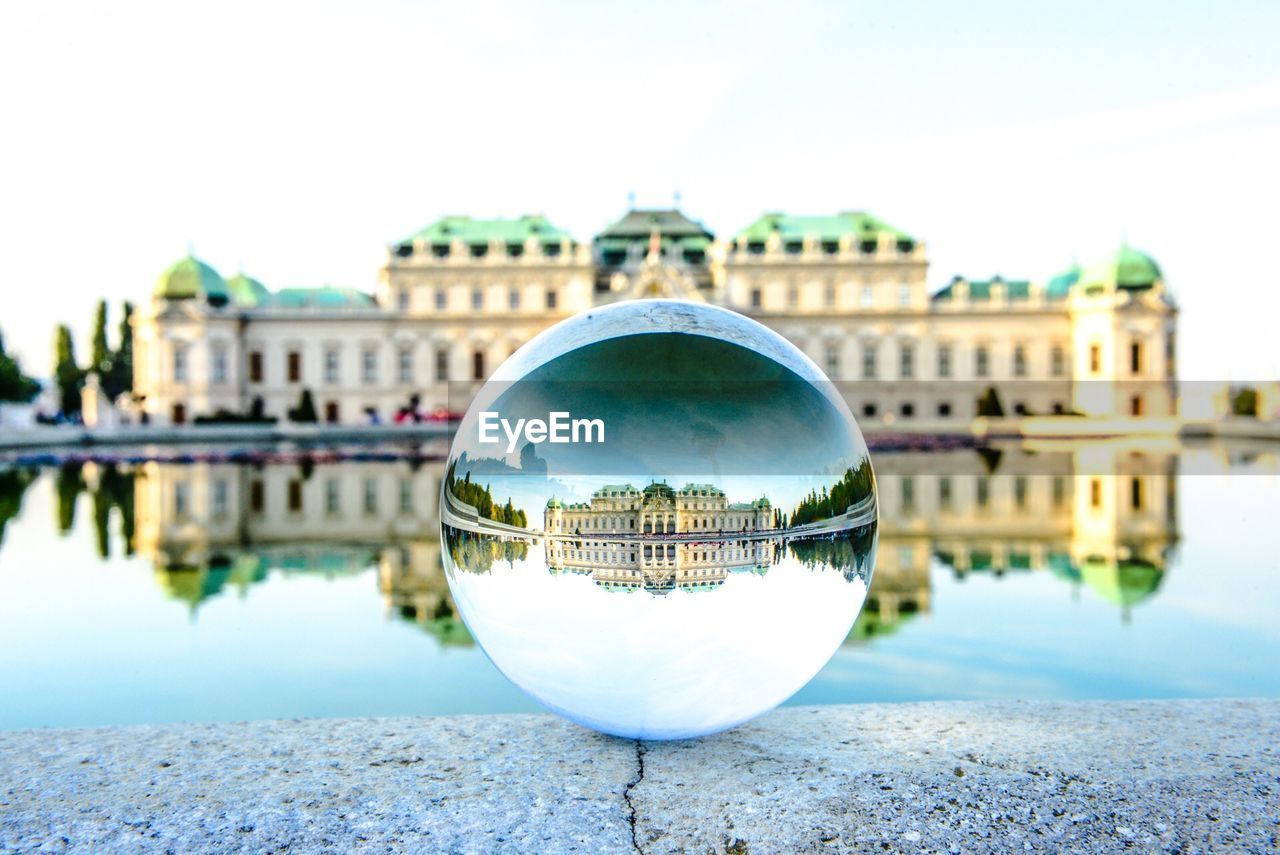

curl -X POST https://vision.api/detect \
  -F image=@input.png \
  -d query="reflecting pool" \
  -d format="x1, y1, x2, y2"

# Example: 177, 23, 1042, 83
1, 440, 1277, 729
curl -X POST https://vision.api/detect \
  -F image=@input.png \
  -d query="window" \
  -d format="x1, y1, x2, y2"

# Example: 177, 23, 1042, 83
325, 478, 340, 514
362, 478, 378, 514
937, 401, 952, 417
1130, 476, 1144, 510
975, 345, 990, 378
435, 288, 447, 310
825, 342, 840, 379
324, 348, 339, 384
900, 402, 915, 418
545, 288, 558, 310
900, 476, 915, 513
939, 476, 953, 509
1090, 478, 1102, 509
362, 347, 377, 384
211, 345, 227, 384
976, 476, 990, 508
1014, 476, 1027, 509
287, 350, 301, 383
172, 345, 188, 382
174, 482, 189, 518
897, 283, 911, 307
937, 344, 952, 378
1130, 394, 1145, 416
399, 478, 414, 514
324, 401, 339, 424
860, 285, 874, 308
1130, 341, 1144, 375
472, 350, 485, 381
750, 288, 762, 308
862, 344, 877, 379
248, 350, 263, 383
397, 346, 413, 384
508, 288, 520, 310
1013, 344, 1027, 377
397, 289, 410, 311
824, 281, 836, 307
212, 479, 228, 518
1165, 332, 1176, 376
288, 479, 303, 513
1052, 476, 1066, 507
786, 284, 798, 309
899, 343, 914, 379
1051, 344, 1065, 377
862, 403, 877, 418
250, 480, 264, 514
1090, 343, 1101, 374
435, 346, 449, 381
471, 288, 483, 310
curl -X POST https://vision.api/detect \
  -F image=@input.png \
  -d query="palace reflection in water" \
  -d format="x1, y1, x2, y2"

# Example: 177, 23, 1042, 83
0, 441, 1181, 644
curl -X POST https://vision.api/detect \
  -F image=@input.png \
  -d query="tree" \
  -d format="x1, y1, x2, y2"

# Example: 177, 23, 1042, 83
90, 300, 111, 376
288, 388, 318, 423
976, 386, 1005, 418
53, 324, 83, 414
0, 329, 40, 403
105, 301, 134, 399
1231, 387, 1258, 418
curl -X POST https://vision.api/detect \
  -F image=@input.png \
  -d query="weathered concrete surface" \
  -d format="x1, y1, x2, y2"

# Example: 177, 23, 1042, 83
2, 700, 1277, 854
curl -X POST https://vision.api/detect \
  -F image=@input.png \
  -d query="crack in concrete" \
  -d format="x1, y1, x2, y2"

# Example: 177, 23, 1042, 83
623, 740, 647, 853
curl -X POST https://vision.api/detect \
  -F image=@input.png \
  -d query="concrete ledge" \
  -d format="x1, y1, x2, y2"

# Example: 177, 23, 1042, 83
1, 700, 1277, 853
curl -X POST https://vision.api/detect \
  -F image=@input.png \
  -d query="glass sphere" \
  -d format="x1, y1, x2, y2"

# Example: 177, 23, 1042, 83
441, 300, 877, 739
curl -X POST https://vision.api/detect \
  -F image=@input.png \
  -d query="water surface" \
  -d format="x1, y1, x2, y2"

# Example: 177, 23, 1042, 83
1, 441, 1277, 729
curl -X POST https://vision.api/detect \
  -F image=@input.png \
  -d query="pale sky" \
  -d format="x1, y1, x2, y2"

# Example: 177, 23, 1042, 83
2, 0, 1278, 380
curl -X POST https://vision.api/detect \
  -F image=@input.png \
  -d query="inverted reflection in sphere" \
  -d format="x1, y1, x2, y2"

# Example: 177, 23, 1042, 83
442, 301, 877, 739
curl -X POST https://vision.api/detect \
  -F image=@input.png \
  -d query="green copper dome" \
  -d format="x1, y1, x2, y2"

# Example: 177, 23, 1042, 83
1045, 263, 1082, 299
154, 256, 230, 304
1080, 245, 1162, 292
226, 273, 270, 307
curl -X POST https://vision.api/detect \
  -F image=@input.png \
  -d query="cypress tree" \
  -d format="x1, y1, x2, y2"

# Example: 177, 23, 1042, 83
90, 300, 111, 376
53, 324, 82, 414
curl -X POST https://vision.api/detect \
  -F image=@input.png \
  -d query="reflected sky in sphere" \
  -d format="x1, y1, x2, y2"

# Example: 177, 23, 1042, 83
442, 300, 878, 739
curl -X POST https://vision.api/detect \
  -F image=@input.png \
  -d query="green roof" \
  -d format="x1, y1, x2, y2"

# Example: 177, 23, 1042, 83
1082, 559, 1164, 607
271, 286, 376, 309
399, 215, 573, 248
734, 211, 913, 244
1045, 264, 1081, 299
154, 256, 230, 303
1080, 244, 1162, 291
932, 277, 1031, 302
226, 273, 270, 307
596, 209, 714, 242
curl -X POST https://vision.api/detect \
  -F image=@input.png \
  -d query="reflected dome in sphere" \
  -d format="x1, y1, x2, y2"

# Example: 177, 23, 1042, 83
441, 300, 877, 740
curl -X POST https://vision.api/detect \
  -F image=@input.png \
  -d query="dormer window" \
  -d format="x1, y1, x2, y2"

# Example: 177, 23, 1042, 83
784, 241, 803, 255
396, 243, 414, 258
431, 243, 450, 258
543, 242, 562, 258
746, 240, 765, 255
469, 244, 488, 259
896, 239, 915, 253
821, 240, 839, 255
506, 243, 524, 258
859, 239, 878, 254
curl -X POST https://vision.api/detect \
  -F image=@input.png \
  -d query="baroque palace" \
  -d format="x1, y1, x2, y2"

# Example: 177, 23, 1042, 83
131, 208, 1178, 425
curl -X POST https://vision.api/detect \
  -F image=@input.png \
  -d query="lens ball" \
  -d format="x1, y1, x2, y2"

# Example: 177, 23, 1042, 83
442, 300, 877, 739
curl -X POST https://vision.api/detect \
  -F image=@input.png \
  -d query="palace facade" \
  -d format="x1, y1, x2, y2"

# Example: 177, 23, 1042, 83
543, 481, 775, 536
119, 445, 1179, 622
131, 208, 1178, 425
